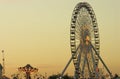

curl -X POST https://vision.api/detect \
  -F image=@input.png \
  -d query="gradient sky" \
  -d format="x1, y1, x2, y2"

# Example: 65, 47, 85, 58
0, 0, 120, 77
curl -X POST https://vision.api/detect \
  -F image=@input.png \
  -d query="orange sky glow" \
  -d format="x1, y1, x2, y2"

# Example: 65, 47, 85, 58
0, 0, 120, 78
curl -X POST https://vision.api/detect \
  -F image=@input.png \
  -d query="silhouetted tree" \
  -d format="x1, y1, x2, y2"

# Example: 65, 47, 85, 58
113, 74, 120, 79
62, 74, 73, 79
13, 77, 17, 79
48, 74, 59, 79
48, 74, 73, 79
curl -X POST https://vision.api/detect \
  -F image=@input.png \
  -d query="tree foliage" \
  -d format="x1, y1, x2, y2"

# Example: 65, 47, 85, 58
48, 74, 73, 79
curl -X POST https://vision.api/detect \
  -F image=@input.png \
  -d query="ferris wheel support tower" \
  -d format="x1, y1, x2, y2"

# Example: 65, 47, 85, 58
59, 2, 113, 79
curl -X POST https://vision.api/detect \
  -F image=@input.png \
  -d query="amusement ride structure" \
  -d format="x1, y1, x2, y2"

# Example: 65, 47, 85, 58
18, 64, 38, 79
60, 2, 113, 79
12, 64, 45, 79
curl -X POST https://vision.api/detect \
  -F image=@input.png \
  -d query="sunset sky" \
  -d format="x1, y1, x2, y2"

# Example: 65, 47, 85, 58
0, 0, 120, 77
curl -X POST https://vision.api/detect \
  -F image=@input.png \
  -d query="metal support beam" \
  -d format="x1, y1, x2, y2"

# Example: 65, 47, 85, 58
60, 56, 73, 78
60, 44, 80, 78
89, 42, 113, 78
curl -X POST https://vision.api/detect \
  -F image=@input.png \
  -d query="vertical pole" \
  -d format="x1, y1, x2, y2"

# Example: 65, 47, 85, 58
2, 50, 5, 75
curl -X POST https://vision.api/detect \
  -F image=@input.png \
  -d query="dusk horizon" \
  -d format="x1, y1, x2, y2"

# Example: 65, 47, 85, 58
0, 0, 120, 79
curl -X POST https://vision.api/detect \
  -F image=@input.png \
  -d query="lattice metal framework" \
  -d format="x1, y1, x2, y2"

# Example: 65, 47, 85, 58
70, 2, 100, 78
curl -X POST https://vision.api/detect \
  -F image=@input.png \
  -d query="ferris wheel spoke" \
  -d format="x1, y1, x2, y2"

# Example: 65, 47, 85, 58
75, 44, 82, 55
75, 22, 81, 29
75, 21, 81, 28
75, 38, 80, 43
75, 30, 80, 38
75, 23, 81, 32
75, 28, 80, 33
75, 42, 80, 50
76, 16, 83, 29
74, 43, 81, 54
75, 36, 80, 40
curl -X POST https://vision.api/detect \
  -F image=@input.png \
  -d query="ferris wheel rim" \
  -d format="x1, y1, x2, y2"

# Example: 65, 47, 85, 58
70, 2, 100, 78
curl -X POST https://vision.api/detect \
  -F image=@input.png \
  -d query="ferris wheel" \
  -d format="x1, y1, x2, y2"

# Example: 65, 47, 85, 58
70, 2, 100, 78
60, 2, 113, 79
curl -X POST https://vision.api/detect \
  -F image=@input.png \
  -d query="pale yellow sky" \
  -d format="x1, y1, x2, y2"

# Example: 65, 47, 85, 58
0, 0, 119, 77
